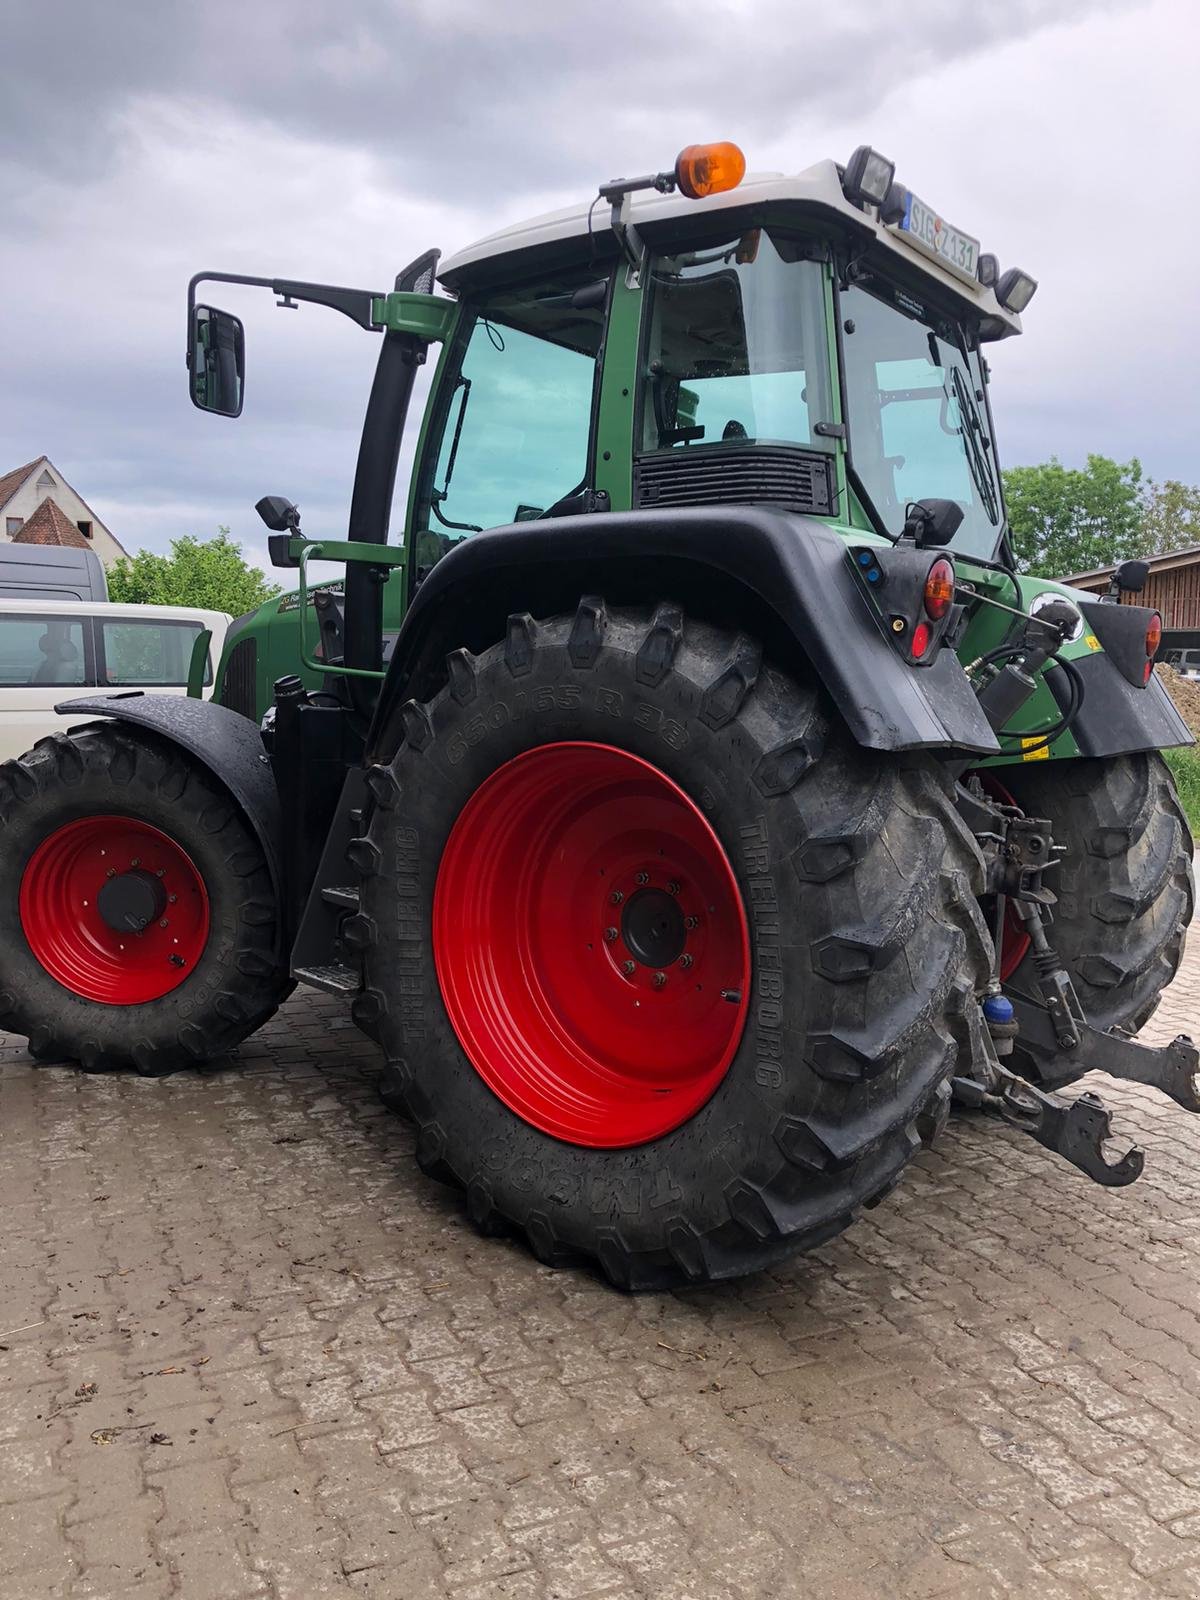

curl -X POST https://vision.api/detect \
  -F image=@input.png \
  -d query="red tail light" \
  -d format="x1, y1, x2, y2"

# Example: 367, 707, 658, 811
923, 557, 955, 621
911, 621, 932, 660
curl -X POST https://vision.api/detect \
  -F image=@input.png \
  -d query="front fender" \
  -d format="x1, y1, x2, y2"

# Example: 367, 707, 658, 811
368, 506, 1000, 760
54, 692, 284, 914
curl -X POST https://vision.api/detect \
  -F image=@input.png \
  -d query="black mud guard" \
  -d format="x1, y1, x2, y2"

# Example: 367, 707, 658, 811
54, 692, 284, 921
367, 506, 1001, 761
1045, 655, 1193, 757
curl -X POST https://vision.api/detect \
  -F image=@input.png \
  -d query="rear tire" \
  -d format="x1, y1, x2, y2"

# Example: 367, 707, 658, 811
358, 600, 991, 1288
0, 726, 290, 1074
998, 752, 1194, 1088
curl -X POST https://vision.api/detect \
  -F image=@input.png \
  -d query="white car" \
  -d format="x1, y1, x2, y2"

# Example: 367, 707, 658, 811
0, 599, 230, 762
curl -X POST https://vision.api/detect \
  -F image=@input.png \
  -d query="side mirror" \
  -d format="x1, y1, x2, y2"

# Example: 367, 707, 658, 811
902, 498, 964, 548
190, 303, 245, 416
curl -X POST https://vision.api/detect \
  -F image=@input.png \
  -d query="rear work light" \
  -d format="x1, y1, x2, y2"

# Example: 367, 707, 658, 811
923, 557, 955, 620
1145, 612, 1163, 683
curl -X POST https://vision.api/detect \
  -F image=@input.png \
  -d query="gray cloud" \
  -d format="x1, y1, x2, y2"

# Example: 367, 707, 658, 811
0, 0, 1191, 578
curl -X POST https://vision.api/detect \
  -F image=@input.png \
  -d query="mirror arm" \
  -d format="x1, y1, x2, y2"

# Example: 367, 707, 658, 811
186, 270, 385, 368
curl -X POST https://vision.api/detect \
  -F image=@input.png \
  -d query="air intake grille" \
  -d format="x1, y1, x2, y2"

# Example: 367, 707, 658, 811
633, 445, 835, 516
218, 635, 257, 720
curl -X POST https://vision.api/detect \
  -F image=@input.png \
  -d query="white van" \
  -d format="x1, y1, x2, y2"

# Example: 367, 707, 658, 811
0, 600, 230, 761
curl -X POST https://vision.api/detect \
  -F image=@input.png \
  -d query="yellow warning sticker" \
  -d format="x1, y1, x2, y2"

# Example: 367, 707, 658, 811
1084, 634, 1102, 651
1021, 737, 1051, 761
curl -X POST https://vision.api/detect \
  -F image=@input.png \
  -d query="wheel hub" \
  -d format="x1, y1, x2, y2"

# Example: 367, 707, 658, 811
97, 869, 168, 934
619, 886, 687, 969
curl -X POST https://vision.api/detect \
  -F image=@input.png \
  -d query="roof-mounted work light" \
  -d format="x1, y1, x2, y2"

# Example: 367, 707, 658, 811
976, 253, 999, 289
996, 266, 1038, 312
842, 145, 895, 207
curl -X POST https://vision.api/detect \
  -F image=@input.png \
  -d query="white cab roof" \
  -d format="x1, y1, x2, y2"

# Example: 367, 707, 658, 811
439, 158, 1022, 335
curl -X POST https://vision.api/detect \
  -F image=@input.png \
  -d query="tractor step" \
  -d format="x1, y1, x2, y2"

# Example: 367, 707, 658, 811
293, 961, 360, 996
320, 885, 359, 910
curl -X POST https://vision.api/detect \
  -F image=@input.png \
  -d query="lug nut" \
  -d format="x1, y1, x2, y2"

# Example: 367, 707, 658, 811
653, 971, 667, 989
679, 954, 694, 969
667, 880, 680, 895
106, 868, 115, 879
131, 857, 140, 867
685, 915, 699, 930
604, 926, 619, 942
158, 919, 169, 929
168, 894, 177, 904
622, 959, 636, 975
635, 871, 649, 885
609, 890, 624, 905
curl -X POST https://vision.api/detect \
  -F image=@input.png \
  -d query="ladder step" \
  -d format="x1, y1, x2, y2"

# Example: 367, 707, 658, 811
292, 961, 359, 996
321, 885, 359, 910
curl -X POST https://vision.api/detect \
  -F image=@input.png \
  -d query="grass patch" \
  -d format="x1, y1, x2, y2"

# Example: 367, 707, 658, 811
1164, 746, 1200, 836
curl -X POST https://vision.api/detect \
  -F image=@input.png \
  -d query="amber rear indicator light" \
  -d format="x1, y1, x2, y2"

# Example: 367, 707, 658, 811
923, 557, 955, 621
675, 142, 746, 199
1145, 612, 1163, 683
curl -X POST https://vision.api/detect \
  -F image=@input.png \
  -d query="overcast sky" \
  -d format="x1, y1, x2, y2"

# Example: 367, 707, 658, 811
2, 0, 1197, 573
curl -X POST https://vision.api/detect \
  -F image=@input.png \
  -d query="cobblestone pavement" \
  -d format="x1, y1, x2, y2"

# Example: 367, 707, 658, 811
2, 945, 1200, 1600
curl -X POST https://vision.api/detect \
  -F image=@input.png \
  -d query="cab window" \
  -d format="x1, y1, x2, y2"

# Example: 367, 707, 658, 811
640, 232, 833, 453
416, 272, 605, 561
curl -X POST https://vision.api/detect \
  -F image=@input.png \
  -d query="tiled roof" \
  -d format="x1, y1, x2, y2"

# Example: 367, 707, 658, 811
0, 457, 46, 511
10, 497, 92, 550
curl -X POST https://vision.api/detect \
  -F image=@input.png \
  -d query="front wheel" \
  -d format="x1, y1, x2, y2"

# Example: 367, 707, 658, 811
357, 600, 991, 1289
0, 726, 290, 1074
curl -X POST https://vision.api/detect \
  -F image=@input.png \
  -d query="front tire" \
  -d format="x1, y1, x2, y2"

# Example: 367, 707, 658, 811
0, 726, 290, 1074
358, 601, 990, 1288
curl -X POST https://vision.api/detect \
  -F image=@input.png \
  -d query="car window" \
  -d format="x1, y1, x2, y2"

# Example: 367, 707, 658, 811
99, 619, 208, 686
0, 614, 87, 686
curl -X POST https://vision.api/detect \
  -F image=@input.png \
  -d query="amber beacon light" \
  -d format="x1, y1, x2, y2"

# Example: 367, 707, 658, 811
674, 142, 746, 199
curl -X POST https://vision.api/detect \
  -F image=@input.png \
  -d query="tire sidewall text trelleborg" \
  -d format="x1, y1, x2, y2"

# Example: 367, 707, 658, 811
359, 603, 990, 1288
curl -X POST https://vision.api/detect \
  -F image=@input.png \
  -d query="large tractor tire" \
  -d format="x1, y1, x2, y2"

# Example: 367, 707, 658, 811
995, 752, 1194, 1089
356, 600, 991, 1289
0, 726, 290, 1074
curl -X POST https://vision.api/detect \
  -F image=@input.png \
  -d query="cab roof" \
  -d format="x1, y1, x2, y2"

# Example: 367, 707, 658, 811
438, 158, 1023, 339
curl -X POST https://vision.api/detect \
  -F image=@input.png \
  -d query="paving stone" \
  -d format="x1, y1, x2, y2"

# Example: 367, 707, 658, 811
3, 941, 1200, 1598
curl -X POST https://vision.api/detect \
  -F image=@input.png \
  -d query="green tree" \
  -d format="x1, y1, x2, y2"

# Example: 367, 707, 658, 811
1140, 478, 1200, 555
108, 528, 280, 615
1002, 454, 1146, 577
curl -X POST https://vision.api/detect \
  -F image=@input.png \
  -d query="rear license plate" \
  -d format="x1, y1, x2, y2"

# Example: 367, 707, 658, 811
897, 193, 980, 283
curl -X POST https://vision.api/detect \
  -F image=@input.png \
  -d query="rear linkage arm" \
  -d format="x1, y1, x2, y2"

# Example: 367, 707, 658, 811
953, 777, 1200, 1187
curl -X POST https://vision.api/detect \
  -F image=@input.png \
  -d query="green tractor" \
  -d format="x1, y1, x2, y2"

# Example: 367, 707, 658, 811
2, 142, 1195, 1288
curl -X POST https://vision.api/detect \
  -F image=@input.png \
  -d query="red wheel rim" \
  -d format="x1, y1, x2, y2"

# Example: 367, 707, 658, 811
433, 742, 751, 1148
19, 816, 211, 1004
976, 772, 1032, 981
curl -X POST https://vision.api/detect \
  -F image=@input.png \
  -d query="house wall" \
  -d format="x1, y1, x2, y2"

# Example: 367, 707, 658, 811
2, 467, 126, 569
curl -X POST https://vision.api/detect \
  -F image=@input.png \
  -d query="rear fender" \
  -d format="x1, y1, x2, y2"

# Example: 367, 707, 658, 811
367, 506, 1000, 761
